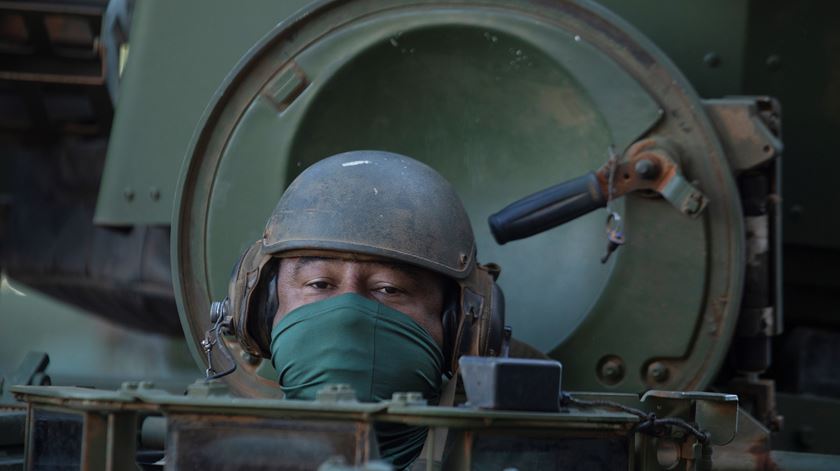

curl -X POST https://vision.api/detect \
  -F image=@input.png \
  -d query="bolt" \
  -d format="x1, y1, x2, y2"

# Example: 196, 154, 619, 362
123, 187, 135, 201
391, 391, 427, 406
766, 54, 782, 71
406, 392, 424, 402
459, 252, 468, 266
597, 356, 625, 385
683, 193, 703, 215
634, 159, 660, 180
703, 52, 721, 68
789, 204, 804, 220
600, 359, 624, 382
648, 362, 670, 383
149, 187, 161, 201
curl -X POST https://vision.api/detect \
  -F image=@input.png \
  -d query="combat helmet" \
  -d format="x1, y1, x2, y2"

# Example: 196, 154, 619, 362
212, 150, 506, 375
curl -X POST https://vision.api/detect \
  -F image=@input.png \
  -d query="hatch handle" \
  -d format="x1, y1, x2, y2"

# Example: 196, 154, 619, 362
488, 139, 708, 245
489, 172, 606, 244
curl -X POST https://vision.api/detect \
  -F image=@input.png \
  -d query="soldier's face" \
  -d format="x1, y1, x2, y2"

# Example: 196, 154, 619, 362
274, 256, 446, 346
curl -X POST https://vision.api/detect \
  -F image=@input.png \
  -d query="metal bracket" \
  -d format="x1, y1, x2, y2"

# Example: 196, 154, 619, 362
704, 97, 783, 173
595, 139, 709, 218
641, 390, 739, 446
660, 173, 708, 217
185, 378, 231, 398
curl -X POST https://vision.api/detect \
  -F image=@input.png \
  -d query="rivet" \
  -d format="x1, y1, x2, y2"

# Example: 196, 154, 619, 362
149, 187, 161, 201
634, 159, 660, 180
648, 362, 670, 383
703, 52, 721, 68
765, 54, 782, 71
123, 187, 134, 201
596, 355, 625, 385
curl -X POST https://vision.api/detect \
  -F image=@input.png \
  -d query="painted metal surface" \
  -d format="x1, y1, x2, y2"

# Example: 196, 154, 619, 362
94, 0, 310, 225
12, 383, 641, 470
0, 275, 197, 392
595, 0, 750, 100
171, 0, 743, 396
23, 383, 838, 470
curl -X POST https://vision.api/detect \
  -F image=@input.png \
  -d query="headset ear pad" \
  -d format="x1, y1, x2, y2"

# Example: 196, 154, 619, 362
440, 289, 459, 377
245, 258, 279, 358
440, 277, 505, 375
225, 240, 277, 359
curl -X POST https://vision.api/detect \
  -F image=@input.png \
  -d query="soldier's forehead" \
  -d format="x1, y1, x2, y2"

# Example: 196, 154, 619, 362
280, 254, 427, 280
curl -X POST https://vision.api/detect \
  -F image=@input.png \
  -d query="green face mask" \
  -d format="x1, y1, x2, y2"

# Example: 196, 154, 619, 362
270, 293, 444, 468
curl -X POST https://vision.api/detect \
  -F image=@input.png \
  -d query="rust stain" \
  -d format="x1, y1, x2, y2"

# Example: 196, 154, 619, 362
594, 138, 680, 198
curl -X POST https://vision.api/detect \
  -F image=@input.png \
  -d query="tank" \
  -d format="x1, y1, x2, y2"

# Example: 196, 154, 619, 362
1, 0, 839, 469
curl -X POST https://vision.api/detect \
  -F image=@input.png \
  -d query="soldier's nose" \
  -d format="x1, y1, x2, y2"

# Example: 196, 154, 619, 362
336, 278, 369, 298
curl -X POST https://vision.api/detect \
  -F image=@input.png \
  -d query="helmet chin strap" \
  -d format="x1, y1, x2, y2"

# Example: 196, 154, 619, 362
202, 303, 237, 381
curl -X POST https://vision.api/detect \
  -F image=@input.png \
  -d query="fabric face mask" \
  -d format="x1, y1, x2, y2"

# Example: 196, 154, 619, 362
270, 293, 444, 468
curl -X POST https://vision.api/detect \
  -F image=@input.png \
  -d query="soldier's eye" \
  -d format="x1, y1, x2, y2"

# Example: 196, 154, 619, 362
375, 285, 401, 295
307, 280, 332, 290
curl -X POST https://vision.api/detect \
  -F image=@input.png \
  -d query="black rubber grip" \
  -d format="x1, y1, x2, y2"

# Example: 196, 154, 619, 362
488, 172, 607, 244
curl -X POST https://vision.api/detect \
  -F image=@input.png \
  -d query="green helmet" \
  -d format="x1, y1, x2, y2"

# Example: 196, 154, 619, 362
262, 150, 476, 277
216, 150, 505, 377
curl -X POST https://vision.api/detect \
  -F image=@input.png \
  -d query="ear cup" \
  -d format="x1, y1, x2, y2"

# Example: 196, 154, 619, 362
447, 265, 508, 373
440, 303, 458, 376
244, 259, 278, 357
226, 240, 276, 359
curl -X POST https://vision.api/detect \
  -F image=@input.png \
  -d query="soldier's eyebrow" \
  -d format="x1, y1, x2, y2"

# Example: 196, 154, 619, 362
287, 256, 427, 284
368, 261, 423, 283
291, 256, 333, 279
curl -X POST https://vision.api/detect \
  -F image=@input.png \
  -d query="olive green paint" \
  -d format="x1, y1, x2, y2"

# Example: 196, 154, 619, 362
595, 0, 749, 99
0, 275, 197, 391
95, 0, 310, 225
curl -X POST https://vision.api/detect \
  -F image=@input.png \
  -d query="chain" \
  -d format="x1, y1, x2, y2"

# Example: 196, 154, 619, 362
601, 146, 626, 264
606, 146, 619, 213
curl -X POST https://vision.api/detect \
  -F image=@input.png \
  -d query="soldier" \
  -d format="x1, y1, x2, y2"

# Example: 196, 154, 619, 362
222, 150, 540, 468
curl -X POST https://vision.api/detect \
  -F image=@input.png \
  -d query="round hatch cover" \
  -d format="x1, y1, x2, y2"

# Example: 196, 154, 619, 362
173, 0, 743, 397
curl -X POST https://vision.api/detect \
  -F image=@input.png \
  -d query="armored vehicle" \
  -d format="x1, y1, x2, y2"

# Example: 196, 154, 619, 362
1, 0, 839, 469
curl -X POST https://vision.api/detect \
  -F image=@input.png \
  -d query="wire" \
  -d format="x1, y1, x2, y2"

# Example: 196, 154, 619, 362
203, 317, 237, 382
559, 392, 710, 444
